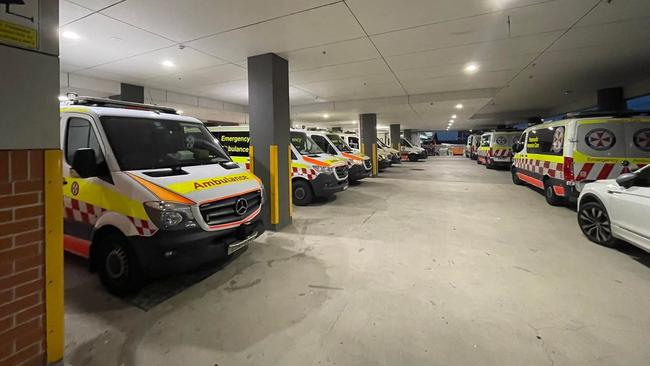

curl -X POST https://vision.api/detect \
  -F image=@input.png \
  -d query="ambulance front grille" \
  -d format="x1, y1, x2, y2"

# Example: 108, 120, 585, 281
334, 166, 348, 181
199, 190, 262, 227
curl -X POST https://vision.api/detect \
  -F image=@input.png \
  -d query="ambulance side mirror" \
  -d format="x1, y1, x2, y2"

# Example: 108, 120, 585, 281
512, 142, 524, 153
616, 173, 637, 189
72, 148, 100, 178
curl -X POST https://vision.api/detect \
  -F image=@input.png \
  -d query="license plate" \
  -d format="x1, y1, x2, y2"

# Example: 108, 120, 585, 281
227, 232, 258, 255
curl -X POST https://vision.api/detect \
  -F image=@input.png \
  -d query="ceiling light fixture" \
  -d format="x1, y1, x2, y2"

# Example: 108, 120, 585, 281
451, 114, 457, 119
323, 114, 329, 119
455, 104, 464, 109
61, 31, 81, 40
162, 60, 176, 67
177, 110, 184, 115
463, 62, 480, 74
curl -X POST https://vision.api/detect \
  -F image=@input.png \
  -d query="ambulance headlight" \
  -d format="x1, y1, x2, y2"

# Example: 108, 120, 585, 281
144, 201, 197, 230
313, 165, 333, 174
353, 159, 364, 166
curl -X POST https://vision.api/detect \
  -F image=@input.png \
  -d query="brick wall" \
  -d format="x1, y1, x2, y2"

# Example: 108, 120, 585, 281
0, 150, 47, 366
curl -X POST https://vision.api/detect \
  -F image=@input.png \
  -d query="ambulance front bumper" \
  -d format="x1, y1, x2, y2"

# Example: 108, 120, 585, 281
348, 164, 370, 181
130, 219, 265, 278
312, 173, 348, 197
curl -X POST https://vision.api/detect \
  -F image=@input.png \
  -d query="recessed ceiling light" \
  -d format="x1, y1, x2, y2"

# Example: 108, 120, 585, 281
323, 114, 329, 119
449, 120, 454, 123
162, 60, 176, 67
455, 104, 464, 109
464, 62, 480, 74
61, 31, 81, 40
451, 114, 457, 119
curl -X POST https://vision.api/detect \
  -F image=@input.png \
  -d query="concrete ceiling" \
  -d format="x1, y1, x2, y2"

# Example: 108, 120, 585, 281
59, 0, 650, 130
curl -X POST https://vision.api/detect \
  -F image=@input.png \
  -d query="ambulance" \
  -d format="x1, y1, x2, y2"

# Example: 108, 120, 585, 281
476, 131, 521, 168
339, 133, 399, 165
209, 126, 349, 205
400, 138, 428, 161
465, 134, 481, 159
306, 131, 373, 181
512, 111, 650, 205
60, 97, 265, 295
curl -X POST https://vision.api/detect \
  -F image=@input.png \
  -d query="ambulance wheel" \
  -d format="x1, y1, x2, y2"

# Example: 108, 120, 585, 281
511, 169, 523, 185
292, 180, 313, 206
408, 154, 418, 162
578, 202, 618, 248
544, 180, 565, 206
95, 233, 144, 296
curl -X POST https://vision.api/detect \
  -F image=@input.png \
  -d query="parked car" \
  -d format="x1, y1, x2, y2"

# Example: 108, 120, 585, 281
512, 111, 650, 205
577, 165, 650, 252
59, 97, 265, 295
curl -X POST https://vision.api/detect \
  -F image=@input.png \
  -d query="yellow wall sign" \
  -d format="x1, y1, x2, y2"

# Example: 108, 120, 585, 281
0, 20, 37, 48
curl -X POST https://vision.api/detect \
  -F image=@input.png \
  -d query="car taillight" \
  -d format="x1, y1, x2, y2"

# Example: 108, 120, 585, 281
564, 156, 574, 184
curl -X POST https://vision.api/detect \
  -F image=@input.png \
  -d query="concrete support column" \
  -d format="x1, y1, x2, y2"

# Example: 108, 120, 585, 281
248, 53, 292, 230
389, 124, 401, 150
359, 113, 378, 177
403, 129, 417, 146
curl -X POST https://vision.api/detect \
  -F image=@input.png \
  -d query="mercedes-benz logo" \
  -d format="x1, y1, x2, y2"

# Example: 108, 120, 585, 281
235, 198, 248, 216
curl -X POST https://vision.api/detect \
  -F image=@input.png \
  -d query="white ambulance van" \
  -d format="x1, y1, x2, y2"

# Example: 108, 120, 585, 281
60, 97, 265, 295
339, 133, 398, 166
376, 138, 401, 165
400, 138, 428, 161
465, 134, 482, 159
306, 131, 373, 182
512, 111, 650, 205
209, 126, 349, 205
476, 131, 521, 169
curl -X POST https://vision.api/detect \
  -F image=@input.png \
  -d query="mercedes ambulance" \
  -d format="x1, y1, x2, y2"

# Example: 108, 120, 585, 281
512, 111, 650, 205
400, 138, 428, 161
465, 134, 481, 159
209, 126, 349, 205
339, 133, 399, 165
60, 97, 265, 295
306, 131, 373, 181
376, 138, 401, 165
476, 131, 521, 169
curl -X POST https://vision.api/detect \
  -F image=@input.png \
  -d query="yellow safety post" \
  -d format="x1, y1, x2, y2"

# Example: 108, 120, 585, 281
249, 145, 255, 174
269, 145, 279, 225
288, 145, 293, 217
44, 150, 64, 363
372, 143, 378, 177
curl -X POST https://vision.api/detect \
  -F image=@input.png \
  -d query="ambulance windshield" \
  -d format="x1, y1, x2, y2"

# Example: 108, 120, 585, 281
291, 132, 324, 156
101, 117, 231, 171
327, 134, 353, 152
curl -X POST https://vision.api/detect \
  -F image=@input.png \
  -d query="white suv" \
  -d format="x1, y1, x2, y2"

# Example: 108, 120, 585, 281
577, 165, 650, 252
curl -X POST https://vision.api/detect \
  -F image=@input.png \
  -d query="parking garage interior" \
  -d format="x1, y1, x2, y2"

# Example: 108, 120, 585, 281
1, 1, 650, 366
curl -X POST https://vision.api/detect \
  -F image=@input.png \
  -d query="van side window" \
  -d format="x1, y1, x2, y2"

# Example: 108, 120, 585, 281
311, 135, 335, 154
349, 137, 359, 149
65, 117, 105, 164
526, 127, 564, 155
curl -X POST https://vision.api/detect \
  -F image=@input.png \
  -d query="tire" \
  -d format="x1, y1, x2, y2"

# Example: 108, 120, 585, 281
511, 169, 523, 185
95, 232, 144, 297
292, 179, 313, 206
544, 180, 566, 206
408, 154, 418, 162
578, 201, 618, 247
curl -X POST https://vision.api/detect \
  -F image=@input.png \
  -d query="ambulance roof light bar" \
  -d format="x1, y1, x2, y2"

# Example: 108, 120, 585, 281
69, 96, 179, 115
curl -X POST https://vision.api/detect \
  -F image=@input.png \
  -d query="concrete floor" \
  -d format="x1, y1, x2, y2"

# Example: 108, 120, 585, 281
64, 157, 650, 366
